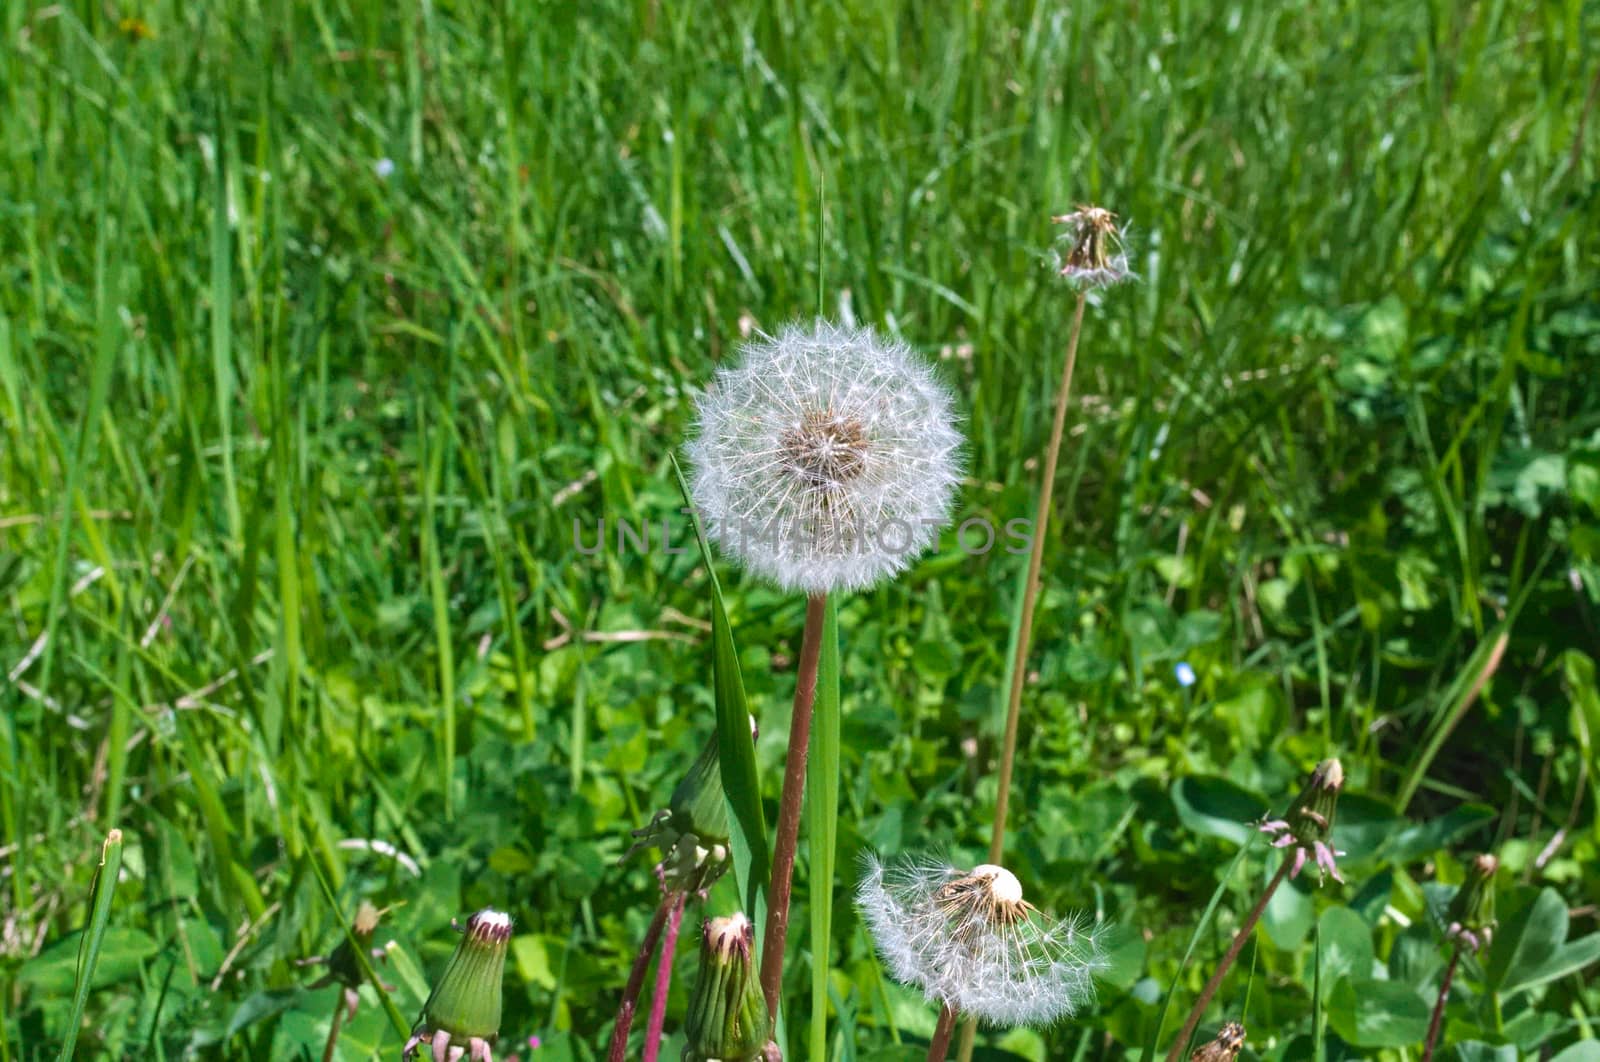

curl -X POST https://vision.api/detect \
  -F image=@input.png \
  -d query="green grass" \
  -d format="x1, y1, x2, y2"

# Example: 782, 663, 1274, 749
2, 0, 1599, 1058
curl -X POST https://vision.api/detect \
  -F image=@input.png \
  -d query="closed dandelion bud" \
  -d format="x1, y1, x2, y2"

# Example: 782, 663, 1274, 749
628, 721, 757, 893
1259, 758, 1347, 884
405, 909, 511, 1061
1445, 853, 1498, 952
683, 914, 770, 1062
858, 856, 1107, 1027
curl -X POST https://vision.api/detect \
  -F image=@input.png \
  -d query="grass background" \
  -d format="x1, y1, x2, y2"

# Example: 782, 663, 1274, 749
2, 0, 1599, 1058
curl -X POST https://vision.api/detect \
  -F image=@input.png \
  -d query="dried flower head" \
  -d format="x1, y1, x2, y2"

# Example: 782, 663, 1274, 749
1259, 758, 1346, 884
1051, 206, 1133, 289
857, 855, 1106, 1027
1444, 853, 1499, 952
687, 321, 962, 594
405, 909, 511, 1061
298, 900, 394, 1024
1191, 1021, 1247, 1061
625, 728, 740, 895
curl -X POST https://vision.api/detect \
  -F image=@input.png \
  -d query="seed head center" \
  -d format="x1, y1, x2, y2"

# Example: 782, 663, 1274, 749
782, 408, 869, 487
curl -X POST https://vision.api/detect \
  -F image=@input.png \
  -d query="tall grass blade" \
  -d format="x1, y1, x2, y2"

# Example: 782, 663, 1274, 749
670, 455, 770, 924
1141, 839, 1257, 1062
807, 598, 841, 1062
58, 829, 124, 1061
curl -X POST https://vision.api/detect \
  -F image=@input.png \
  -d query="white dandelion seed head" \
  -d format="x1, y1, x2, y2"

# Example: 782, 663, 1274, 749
856, 854, 1108, 1028
686, 321, 963, 594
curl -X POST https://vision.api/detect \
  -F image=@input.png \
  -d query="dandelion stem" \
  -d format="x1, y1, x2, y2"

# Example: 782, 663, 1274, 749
926, 1004, 960, 1062
759, 592, 829, 1020
644, 891, 687, 1062
321, 991, 346, 1062
1421, 943, 1462, 1062
1166, 858, 1292, 1062
958, 291, 1088, 1062
988, 289, 1087, 862
609, 892, 675, 1062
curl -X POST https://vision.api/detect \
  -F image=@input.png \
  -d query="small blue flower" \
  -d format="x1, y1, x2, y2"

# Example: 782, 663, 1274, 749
375, 158, 396, 180
1174, 661, 1196, 688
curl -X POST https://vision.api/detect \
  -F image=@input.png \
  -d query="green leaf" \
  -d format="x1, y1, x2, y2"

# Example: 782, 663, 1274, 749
1325, 978, 1430, 1048
671, 455, 769, 925
1311, 907, 1374, 988
1449, 1043, 1517, 1062
1487, 888, 1600, 995
1171, 775, 1269, 847
1549, 1045, 1600, 1062
807, 598, 841, 1062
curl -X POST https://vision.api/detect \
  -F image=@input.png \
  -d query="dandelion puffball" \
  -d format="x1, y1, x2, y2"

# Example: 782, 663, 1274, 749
857, 855, 1106, 1027
687, 322, 962, 594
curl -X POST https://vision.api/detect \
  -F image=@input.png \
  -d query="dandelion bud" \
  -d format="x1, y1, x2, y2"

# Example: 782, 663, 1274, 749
1191, 1021, 1247, 1061
627, 722, 757, 894
1051, 206, 1133, 289
1444, 853, 1499, 952
1258, 758, 1346, 884
404, 909, 511, 1061
682, 913, 771, 1062
858, 855, 1106, 1027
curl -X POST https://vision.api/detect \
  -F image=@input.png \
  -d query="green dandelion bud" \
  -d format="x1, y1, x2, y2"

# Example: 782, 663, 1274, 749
405, 909, 511, 1061
683, 913, 772, 1062
1445, 853, 1498, 952
1259, 758, 1346, 883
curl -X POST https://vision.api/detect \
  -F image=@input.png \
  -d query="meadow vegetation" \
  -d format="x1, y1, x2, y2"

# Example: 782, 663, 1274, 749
2, 0, 1598, 1058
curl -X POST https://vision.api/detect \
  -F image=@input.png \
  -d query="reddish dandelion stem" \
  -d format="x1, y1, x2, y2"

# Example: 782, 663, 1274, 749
609, 893, 675, 1062
643, 891, 687, 1062
1165, 858, 1292, 1062
1421, 943, 1462, 1062
758, 593, 829, 1020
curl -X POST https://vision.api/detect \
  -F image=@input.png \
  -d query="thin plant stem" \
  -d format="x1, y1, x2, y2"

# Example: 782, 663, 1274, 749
758, 593, 829, 1019
1165, 859, 1292, 1062
608, 892, 675, 1062
959, 291, 1088, 1062
927, 1004, 960, 1062
322, 990, 347, 1062
988, 290, 1087, 865
643, 891, 687, 1062
1421, 943, 1462, 1062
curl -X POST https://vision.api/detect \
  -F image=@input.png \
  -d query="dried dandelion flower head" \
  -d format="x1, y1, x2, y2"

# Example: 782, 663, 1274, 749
404, 909, 511, 1062
1191, 1021, 1247, 1061
687, 321, 963, 595
1444, 853, 1499, 952
857, 855, 1107, 1027
1051, 206, 1133, 289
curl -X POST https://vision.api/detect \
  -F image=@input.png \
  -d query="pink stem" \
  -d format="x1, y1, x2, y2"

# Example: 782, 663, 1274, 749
643, 892, 687, 1062
608, 894, 674, 1062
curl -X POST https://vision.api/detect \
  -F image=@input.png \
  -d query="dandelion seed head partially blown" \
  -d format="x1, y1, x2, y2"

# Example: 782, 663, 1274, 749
687, 322, 962, 594
857, 854, 1107, 1027
1051, 206, 1134, 289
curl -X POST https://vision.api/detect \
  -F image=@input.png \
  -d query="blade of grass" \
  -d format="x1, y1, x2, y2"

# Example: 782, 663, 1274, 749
306, 852, 409, 1041
807, 598, 841, 1062
671, 455, 770, 925
1311, 915, 1324, 1062
1140, 838, 1257, 1062
58, 829, 124, 1061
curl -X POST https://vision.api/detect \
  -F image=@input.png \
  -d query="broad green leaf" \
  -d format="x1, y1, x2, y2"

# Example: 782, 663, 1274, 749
1550, 1045, 1600, 1062
1171, 775, 1269, 847
1310, 907, 1374, 988
1450, 1043, 1516, 1062
1326, 978, 1430, 1048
